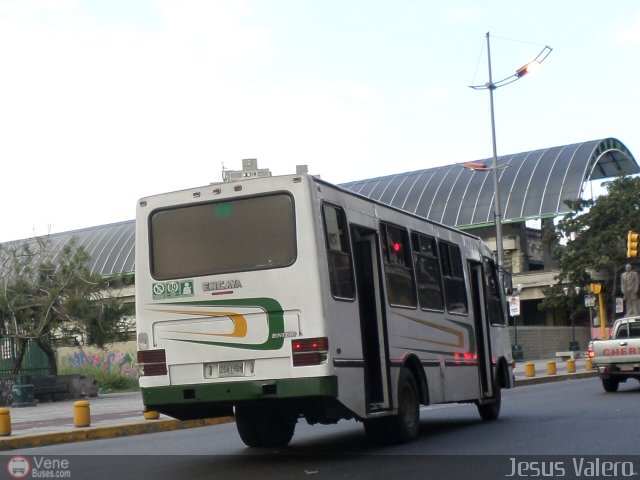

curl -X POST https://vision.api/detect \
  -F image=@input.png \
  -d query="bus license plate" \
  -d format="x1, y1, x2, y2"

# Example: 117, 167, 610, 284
218, 361, 245, 377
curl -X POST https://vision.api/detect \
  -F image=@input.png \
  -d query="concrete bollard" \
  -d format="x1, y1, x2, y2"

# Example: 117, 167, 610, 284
0, 408, 11, 436
143, 410, 160, 420
547, 360, 557, 375
524, 362, 536, 377
567, 358, 576, 374
74, 400, 91, 428
585, 357, 593, 371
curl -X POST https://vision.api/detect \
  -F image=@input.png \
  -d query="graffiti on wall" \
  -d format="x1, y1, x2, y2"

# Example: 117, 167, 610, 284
64, 350, 138, 378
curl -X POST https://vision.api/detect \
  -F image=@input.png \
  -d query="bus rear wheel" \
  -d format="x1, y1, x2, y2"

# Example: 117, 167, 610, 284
364, 368, 420, 444
235, 404, 297, 448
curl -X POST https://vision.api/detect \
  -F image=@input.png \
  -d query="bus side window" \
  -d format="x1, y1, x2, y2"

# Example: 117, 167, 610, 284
322, 204, 355, 299
483, 257, 506, 325
438, 241, 468, 314
381, 223, 417, 308
411, 232, 444, 311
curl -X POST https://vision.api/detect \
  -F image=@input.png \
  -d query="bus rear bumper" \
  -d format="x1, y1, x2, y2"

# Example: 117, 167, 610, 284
141, 376, 339, 420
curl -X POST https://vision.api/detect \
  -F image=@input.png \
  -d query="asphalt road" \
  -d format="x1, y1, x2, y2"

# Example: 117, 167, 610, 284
4, 377, 640, 479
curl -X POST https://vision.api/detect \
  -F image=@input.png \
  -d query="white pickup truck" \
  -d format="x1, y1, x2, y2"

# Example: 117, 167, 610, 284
588, 317, 640, 392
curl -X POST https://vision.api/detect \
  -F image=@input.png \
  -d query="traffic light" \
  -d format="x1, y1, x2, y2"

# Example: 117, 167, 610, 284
627, 231, 639, 258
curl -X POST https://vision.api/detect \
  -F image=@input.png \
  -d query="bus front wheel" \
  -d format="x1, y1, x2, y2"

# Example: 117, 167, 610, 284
235, 404, 296, 448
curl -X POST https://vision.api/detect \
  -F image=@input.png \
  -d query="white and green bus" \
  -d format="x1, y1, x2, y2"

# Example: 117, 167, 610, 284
135, 173, 514, 447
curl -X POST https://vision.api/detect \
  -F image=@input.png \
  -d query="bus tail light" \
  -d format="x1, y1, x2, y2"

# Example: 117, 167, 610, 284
292, 337, 329, 367
137, 349, 168, 376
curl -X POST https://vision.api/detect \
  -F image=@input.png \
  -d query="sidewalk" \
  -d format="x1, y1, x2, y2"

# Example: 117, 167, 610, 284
0, 391, 233, 451
0, 358, 597, 451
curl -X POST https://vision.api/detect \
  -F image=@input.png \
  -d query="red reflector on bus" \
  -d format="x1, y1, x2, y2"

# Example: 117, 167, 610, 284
292, 337, 328, 366
454, 352, 477, 361
293, 352, 324, 367
137, 349, 168, 376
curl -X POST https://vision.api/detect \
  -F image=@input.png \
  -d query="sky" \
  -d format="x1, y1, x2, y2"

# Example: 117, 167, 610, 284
1, 0, 639, 242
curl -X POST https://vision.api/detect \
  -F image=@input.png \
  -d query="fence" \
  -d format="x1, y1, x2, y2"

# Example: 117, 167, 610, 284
0, 337, 50, 379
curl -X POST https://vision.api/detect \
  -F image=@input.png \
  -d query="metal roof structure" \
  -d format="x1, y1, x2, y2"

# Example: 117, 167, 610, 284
340, 138, 638, 228
4, 138, 637, 278
17, 220, 137, 278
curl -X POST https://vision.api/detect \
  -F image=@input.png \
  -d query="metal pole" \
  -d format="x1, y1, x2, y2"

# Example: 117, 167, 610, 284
487, 32, 518, 360
486, 32, 504, 271
569, 289, 579, 351
512, 288, 523, 361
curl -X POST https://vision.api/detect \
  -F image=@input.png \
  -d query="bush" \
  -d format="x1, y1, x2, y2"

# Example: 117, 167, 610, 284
58, 366, 140, 393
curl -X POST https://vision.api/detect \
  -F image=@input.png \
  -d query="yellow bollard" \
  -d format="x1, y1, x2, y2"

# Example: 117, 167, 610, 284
524, 362, 536, 377
547, 360, 557, 375
74, 400, 91, 428
585, 357, 593, 371
567, 358, 576, 374
0, 408, 11, 436
143, 409, 160, 420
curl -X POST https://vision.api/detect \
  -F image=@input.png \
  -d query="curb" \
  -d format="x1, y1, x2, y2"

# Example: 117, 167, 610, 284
0, 416, 235, 451
515, 370, 599, 386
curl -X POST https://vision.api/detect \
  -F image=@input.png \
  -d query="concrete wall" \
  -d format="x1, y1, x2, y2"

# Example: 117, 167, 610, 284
56, 341, 138, 378
509, 326, 592, 360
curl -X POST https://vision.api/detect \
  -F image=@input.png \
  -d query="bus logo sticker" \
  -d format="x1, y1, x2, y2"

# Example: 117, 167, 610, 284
203, 279, 243, 292
153, 280, 195, 300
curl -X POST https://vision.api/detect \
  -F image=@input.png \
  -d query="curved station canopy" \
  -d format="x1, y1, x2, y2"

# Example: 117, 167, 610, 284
7, 220, 137, 278
5, 138, 637, 277
340, 138, 639, 229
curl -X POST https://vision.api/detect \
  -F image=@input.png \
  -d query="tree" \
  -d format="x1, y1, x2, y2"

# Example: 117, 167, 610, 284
541, 175, 640, 318
0, 235, 133, 375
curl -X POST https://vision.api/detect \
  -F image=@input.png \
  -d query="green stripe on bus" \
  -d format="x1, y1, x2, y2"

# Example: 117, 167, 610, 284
449, 319, 477, 354
141, 376, 338, 405
162, 297, 286, 350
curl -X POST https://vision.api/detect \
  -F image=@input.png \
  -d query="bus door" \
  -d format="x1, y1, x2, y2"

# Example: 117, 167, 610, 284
469, 260, 495, 398
351, 225, 390, 411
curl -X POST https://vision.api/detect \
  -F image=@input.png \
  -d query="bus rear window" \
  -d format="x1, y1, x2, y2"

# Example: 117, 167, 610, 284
150, 194, 296, 279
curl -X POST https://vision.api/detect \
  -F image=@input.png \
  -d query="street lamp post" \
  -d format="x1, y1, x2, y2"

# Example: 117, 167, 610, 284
485, 34, 504, 271
469, 33, 552, 272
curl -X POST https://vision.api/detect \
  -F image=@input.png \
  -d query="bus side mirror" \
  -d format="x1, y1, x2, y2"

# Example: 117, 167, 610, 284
502, 271, 513, 296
